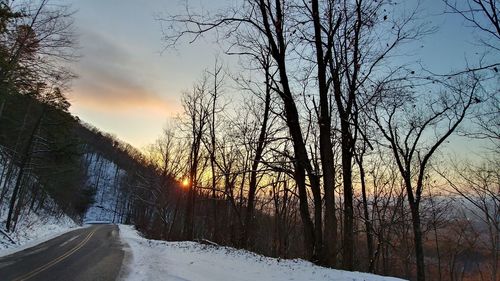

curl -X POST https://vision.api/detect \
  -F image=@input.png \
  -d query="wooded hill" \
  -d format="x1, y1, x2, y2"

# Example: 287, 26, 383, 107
0, 90, 172, 231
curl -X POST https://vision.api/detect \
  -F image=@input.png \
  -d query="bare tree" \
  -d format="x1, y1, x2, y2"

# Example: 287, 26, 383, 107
443, 0, 499, 51
369, 75, 481, 281
201, 58, 226, 241
440, 0, 499, 150
162, 2, 434, 271
240, 51, 274, 248
0, 0, 76, 94
181, 76, 211, 240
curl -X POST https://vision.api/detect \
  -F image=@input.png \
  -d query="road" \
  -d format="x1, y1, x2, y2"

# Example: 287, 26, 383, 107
0, 225, 125, 281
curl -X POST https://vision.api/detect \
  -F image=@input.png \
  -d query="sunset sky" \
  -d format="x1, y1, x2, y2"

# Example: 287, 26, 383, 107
67, 0, 483, 149
68, 0, 231, 148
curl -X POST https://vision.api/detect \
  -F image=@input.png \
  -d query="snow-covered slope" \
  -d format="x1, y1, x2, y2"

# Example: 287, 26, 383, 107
82, 153, 128, 223
0, 149, 129, 253
119, 225, 406, 281
0, 215, 78, 257
0, 201, 77, 253
0, 153, 78, 252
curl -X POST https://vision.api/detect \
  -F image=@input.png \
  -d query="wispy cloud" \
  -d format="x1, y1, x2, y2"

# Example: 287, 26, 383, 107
69, 30, 180, 117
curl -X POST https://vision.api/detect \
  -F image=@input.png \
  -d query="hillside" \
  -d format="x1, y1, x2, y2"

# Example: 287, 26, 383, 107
0, 92, 160, 250
82, 152, 129, 223
0, 150, 77, 250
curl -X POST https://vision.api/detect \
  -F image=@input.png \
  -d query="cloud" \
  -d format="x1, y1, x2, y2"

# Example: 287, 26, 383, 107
69, 30, 181, 117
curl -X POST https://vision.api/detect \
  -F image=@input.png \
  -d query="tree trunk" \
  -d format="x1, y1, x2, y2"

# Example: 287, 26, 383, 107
168, 193, 181, 240
184, 131, 202, 240
283, 97, 319, 260
209, 74, 218, 241
0, 160, 14, 206
6, 107, 44, 232
433, 222, 442, 281
340, 117, 354, 270
310, 0, 337, 267
184, 172, 196, 240
409, 199, 425, 281
0, 97, 5, 121
358, 157, 374, 271
242, 84, 271, 248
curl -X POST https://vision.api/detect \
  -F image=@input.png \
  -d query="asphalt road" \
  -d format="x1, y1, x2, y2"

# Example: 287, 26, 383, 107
0, 225, 124, 281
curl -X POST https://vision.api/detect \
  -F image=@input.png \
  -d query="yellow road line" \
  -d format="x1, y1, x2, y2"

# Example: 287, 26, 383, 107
13, 227, 99, 281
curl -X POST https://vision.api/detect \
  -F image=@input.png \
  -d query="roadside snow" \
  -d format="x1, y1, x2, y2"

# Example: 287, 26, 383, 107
0, 191, 79, 256
119, 225, 405, 281
0, 215, 80, 257
0, 176, 79, 255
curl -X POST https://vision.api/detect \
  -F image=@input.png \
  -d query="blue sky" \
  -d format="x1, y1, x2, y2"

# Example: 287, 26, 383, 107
66, 0, 490, 149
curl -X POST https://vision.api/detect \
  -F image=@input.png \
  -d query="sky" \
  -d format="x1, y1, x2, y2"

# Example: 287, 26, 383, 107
68, 0, 231, 148
66, 0, 489, 150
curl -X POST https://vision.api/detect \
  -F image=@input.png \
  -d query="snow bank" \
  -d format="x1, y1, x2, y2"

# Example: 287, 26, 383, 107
119, 225, 406, 281
0, 221, 82, 257
0, 207, 79, 256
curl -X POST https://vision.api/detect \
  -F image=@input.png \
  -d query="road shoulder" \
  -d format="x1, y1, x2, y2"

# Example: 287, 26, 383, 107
0, 225, 88, 258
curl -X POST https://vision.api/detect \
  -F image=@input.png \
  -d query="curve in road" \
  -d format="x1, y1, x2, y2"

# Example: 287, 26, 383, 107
0, 224, 124, 281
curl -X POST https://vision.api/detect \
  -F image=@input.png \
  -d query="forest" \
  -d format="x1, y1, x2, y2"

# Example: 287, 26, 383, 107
0, 0, 159, 248
0, 1, 499, 281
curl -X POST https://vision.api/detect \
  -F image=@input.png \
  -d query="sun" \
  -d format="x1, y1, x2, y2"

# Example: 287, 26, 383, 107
182, 178, 189, 187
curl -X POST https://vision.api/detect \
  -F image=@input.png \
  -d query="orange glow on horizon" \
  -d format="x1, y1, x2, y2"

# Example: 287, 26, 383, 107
182, 178, 189, 188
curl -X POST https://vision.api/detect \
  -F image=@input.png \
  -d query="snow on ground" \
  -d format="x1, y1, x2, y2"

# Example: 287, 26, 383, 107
0, 151, 79, 255
82, 153, 127, 223
3, 211, 75, 244
0, 221, 82, 257
119, 225, 406, 281
0, 190, 79, 255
